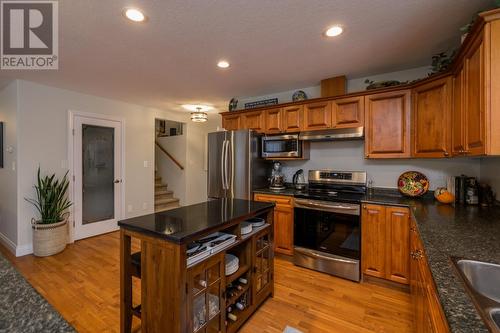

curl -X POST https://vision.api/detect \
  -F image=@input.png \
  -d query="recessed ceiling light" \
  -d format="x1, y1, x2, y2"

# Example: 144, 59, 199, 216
325, 25, 343, 37
217, 60, 230, 69
124, 8, 146, 22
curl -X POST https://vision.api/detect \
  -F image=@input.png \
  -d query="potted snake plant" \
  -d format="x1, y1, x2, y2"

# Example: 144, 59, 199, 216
25, 167, 72, 257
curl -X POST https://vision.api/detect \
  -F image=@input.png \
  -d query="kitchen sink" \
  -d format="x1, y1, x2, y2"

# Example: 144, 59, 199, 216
491, 309, 500, 330
456, 259, 500, 303
452, 258, 500, 332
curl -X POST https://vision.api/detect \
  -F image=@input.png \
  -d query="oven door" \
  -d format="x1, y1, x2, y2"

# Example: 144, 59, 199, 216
261, 134, 300, 158
293, 199, 360, 260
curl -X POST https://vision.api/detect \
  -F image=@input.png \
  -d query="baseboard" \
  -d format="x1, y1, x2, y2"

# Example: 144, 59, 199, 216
0, 231, 16, 255
15, 243, 33, 257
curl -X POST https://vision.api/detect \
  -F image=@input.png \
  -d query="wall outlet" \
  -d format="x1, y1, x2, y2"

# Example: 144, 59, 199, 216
143, 160, 149, 168
127, 205, 133, 213
142, 202, 148, 210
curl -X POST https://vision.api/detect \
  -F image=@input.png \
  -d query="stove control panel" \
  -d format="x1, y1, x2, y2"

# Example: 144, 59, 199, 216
309, 170, 367, 185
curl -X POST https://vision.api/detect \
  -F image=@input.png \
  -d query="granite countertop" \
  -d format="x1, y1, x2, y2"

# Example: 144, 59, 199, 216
118, 198, 274, 244
253, 186, 500, 332
0, 252, 75, 333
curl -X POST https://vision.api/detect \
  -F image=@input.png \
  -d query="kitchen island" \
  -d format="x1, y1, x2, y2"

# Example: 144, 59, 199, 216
118, 198, 275, 333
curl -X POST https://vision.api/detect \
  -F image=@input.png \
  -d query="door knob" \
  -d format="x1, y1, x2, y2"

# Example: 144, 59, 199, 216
114, 179, 121, 184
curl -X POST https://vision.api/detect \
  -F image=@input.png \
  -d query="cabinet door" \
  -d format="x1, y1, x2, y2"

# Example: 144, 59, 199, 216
253, 229, 272, 300
282, 105, 303, 132
264, 108, 283, 134
303, 101, 332, 131
385, 207, 410, 284
464, 35, 486, 156
222, 114, 241, 131
242, 111, 265, 133
361, 204, 386, 278
412, 77, 452, 158
332, 96, 364, 129
452, 66, 466, 156
253, 194, 293, 256
187, 254, 224, 333
273, 205, 293, 255
365, 90, 411, 158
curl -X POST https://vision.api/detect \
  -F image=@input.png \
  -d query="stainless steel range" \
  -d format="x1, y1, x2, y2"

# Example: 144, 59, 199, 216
293, 170, 367, 282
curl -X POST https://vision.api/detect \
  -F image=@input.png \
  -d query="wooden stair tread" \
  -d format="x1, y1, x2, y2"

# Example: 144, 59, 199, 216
155, 205, 180, 213
155, 197, 179, 205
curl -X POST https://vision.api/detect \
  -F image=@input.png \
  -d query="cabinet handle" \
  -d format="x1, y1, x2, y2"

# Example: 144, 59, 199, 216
362, 205, 367, 209
462, 150, 470, 154
365, 154, 370, 158
443, 151, 449, 157
410, 226, 416, 232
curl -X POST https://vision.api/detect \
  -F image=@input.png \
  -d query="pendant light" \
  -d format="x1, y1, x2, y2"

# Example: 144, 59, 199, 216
191, 107, 208, 122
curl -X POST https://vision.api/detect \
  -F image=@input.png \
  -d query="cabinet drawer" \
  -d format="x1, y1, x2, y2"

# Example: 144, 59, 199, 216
254, 193, 293, 206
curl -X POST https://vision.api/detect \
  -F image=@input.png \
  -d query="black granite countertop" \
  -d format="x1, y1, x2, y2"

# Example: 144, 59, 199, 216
118, 199, 274, 244
253, 187, 500, 332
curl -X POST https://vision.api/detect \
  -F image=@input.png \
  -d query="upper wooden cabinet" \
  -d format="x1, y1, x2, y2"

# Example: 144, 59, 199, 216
412, 77, 452, 158
264, 107, 283, 134
282, 105, 303, 133
452, 65, 466, 156
362, 204, 410, 285
222, 114, 241, 131
331, 96, 364, 128
365, 90, 411, 158
303, 101, 332, 131
242, 110, 265, 133
464, 34, 486, 156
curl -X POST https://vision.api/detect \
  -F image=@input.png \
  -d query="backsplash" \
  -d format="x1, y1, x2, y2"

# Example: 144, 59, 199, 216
479, 157, 500, 200
278, 141, 481, 190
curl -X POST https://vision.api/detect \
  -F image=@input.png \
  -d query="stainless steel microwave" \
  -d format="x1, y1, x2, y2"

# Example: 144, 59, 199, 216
261, 134, 301, 158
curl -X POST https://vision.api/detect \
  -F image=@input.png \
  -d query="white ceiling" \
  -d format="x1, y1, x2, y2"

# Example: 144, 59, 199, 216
0, 0, 495, 113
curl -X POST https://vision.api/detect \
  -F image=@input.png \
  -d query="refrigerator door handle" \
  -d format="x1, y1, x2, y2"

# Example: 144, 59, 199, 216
224, 139, 230, 191
221, 139, 227, 190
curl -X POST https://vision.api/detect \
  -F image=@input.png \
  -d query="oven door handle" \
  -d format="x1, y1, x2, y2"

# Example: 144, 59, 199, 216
294, 199, 359, 211
295, 247, 358, 264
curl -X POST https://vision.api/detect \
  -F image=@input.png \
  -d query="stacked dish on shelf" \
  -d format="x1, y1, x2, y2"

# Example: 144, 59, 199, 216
225, 254, 239, 276
240, 222, 252, 235
245, 217, 265, 228
187, 232, 237, 266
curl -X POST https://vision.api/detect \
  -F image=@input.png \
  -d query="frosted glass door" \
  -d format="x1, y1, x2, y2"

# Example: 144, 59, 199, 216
82, 125, 115, 224
73, 113, 122, 241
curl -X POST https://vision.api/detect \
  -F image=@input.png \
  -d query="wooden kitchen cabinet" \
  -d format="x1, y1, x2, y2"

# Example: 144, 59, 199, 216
452, 65, 466, 156
282, 105, 303, 132
242, 110, 265, 133
222, 114, 241, 131
361, 204, 410, 284
365, 90, 411, 158
361, 204, 386, 279
264, 107, 283, 133
412, 76, 452, 158
410, 219, 450, 333
303, 101, 332, 131
253, 194, 294, 255
331, 96, 364, 128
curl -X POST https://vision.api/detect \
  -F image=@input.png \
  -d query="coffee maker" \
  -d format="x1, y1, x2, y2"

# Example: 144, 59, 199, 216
269, 161, 286, 191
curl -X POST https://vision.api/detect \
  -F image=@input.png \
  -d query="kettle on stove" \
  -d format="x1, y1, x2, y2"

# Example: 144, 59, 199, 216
292, 169, 306, 190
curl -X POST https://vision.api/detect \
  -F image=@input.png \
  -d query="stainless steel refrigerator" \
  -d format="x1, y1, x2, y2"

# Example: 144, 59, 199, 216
207, 130, 268, 200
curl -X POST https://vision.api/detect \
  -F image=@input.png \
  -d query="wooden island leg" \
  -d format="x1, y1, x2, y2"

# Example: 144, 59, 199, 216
120, 230, 132, 333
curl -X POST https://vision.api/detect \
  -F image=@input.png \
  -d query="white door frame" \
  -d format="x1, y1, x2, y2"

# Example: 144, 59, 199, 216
67, 110, 126, 242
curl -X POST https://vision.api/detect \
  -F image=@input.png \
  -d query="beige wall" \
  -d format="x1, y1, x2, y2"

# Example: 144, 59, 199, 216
0, 81, 19, 252
11, 80, 217, 254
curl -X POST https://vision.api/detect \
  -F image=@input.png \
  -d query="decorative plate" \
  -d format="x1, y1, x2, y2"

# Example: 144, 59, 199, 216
398, 171, 429, 197
292, 90, 308, 101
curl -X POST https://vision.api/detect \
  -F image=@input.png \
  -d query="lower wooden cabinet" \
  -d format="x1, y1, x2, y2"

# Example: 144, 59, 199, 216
410, 219, 450, 333
361, 204, 410, 284
253, 194, 294, 255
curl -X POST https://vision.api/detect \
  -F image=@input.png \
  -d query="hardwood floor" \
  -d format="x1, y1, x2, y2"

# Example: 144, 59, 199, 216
0, 232, 414, 333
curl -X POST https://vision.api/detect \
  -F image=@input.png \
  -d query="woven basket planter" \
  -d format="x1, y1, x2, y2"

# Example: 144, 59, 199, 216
32, 219, 68, 257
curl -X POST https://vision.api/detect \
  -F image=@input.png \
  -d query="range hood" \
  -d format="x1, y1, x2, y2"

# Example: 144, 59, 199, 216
299, 127, 364, 141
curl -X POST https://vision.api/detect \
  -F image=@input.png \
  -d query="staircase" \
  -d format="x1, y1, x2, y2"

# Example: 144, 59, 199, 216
155, 173, 180, 212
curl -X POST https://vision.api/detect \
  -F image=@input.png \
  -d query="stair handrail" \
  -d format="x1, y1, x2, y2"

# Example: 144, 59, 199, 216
155, 141, 185, 170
